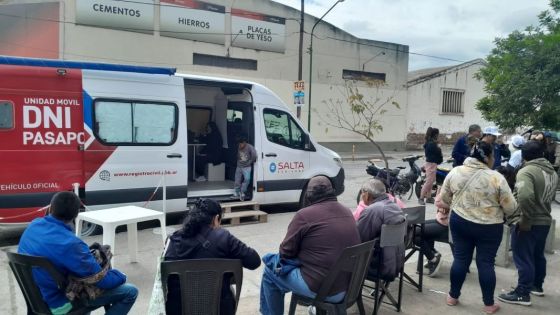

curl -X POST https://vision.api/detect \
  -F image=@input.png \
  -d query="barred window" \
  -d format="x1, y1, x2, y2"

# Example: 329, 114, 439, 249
441, 89, 464, 114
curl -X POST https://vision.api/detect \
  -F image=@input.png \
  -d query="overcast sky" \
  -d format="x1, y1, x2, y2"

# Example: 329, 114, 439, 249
273, 0, 551, 70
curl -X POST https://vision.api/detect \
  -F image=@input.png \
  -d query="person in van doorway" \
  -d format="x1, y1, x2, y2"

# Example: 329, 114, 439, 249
18, 192, 138, 315
259, 176, 360, 315
419, 127, 443, 205
439, 141, 517, 314
498, 141, 559, 306
452, 124, 482, 167
195, 122, 224, 181
232, 135, 257, 201
164, 199, 261, 315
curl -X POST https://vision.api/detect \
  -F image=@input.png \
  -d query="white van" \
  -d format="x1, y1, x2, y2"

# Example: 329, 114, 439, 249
0, 57, 344, 233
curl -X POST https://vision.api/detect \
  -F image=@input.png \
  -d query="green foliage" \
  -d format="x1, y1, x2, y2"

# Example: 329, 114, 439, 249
476, 0, 560, 130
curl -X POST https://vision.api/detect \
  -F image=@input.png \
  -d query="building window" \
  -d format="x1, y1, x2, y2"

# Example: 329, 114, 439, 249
441, 89, 464, 115
94, 100, 177, 145
193, 53, 257, 70
263, 109, 305, 150
0, 101, 14, 129
342, 69, 386, 82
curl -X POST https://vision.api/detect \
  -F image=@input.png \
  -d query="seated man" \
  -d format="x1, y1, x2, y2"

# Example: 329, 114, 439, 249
260, 176, 360, 315
18, 192, 138, 315
357, 179, 406, 280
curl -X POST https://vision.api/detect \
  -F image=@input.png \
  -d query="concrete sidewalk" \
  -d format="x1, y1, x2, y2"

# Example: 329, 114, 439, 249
1, 204, 558, 315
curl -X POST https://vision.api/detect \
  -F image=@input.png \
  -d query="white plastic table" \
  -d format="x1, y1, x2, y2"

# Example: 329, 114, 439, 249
75, 206, 166, 263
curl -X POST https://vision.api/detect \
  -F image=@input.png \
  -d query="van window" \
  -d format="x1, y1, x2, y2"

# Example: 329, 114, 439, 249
94, 100, 177, 145
0, 102, 14, 129
263, 109, 305, 150
227, 109, 243, 122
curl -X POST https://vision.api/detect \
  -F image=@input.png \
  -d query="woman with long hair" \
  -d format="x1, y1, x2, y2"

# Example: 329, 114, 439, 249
164, 199, 260, 315
419, 127, 443, 204
437, 141, 517, 314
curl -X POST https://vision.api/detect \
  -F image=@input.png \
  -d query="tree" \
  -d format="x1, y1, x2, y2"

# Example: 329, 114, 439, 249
317, 79, 399, 169
476, 0, 560, 130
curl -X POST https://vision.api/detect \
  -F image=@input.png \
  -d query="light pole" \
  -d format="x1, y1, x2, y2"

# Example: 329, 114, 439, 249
297, 0, 305, 120
307, 0, 346, 132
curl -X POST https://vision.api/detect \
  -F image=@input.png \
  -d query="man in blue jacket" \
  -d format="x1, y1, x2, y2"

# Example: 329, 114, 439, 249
452, 124, 481, 167
18, 192, 138, 315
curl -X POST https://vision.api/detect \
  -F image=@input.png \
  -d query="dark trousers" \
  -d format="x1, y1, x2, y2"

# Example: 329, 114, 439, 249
415, 219, 448, 261
449, 212, 503, 306
512, 224, 550, 295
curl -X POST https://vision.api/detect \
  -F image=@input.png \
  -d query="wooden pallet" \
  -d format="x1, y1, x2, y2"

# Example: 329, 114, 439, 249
221, 210, 268, 226
220, 200, 260, 213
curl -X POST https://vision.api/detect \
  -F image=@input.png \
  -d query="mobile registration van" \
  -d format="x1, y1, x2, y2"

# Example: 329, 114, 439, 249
0, 56, 344, 233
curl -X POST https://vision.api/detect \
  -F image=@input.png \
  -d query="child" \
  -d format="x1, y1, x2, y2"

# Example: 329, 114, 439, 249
233, 136, 257, 201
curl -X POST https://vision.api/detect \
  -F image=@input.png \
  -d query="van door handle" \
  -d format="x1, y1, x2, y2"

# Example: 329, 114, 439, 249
167, 153, 183, 158
265, 153, 277, 157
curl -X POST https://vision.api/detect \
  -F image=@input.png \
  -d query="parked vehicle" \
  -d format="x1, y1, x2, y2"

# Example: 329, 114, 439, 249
0, 57, 344, 235
358, 155, 423, 202
415, 163, 452, 199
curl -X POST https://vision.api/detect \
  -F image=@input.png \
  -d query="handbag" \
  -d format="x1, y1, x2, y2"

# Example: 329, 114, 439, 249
147, 238, 170, 315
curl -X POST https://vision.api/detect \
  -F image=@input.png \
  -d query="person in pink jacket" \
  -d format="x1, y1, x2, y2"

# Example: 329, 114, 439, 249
354, 192, 405, 221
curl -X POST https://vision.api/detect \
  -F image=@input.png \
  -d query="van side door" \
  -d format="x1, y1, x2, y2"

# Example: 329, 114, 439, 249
259, 107, 310, 203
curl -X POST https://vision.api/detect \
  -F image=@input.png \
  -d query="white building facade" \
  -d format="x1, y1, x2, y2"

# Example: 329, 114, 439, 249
406, 59, 490, 149
0, 0, 410, 151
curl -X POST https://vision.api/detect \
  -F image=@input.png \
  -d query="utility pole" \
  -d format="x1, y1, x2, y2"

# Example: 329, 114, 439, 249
297, 0, 305, 120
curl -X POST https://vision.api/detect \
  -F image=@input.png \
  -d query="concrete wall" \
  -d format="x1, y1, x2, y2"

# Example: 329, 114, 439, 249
406, 62, 490, 149
0, 0, 410, 147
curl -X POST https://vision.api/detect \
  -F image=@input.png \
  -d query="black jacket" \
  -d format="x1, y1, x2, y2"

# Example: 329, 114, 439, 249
424, 140, 443, 164
164, 226, 260, 315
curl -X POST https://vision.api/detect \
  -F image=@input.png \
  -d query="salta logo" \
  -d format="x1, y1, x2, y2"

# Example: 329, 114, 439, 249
99, 170, 111, 181
269, 162, 277, 173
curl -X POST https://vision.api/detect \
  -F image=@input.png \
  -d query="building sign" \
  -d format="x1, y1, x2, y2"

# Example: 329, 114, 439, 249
160, 0, 226, 45
231, 9, 285, 53
75, 0, 154, 33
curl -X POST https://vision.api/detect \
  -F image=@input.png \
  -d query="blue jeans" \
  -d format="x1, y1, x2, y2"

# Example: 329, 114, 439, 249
449, 212, 503, 306
512, 224, 550, 295
260, 266, 345, 315
234, 166, 252, 196
84, 283, 138, 315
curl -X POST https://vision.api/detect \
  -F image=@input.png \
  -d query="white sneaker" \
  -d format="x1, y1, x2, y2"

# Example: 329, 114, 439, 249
195, 176, 207, 182
239, 194, 245, 201
308, 306, 316, 315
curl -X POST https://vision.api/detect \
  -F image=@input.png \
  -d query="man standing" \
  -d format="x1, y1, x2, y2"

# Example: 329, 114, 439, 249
452, 124, 482, 167
260, 176, 360, 315
499, 141, 559, 306
18, 192, 138, 315
481, 126, 508, 169
233, 135, 257, 201
357, 179, 406, 280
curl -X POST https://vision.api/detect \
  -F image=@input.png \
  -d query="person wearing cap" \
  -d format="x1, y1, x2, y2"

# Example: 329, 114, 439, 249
508, 135, 527, 170
452, 124, 482, 167
482, 126, 509, 170
259, 176, 360, 315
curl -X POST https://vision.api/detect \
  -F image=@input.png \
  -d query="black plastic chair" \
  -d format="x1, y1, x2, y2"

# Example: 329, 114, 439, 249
288, 240, 376, 315
402, 206, 426, 292
363, 221, 408, 315
161, 259, 243, 315
5, 251, 102, 315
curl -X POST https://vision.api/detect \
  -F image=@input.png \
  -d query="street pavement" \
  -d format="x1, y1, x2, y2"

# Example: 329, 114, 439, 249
1, 155, 559, 315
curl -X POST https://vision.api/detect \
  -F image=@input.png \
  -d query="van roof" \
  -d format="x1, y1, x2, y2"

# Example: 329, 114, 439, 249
0, 55, 176, 75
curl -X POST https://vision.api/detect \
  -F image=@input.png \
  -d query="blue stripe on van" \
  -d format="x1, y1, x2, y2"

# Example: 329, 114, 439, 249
83, 91, 93, 130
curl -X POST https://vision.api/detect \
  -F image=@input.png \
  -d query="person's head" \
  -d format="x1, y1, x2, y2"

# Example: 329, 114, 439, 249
360, 179, 387, 206
522, 140, 545, 162
543, 131, 554, 145
305, 176, 336, 206
425, 127, 439, 142
49, 192, 81, 223
237, 135, 248, 150
206, 122, 217, 134
181, 199, 223, 237
496, 166, 516, 191
481, 126, 501, 144
511, 135, 526, 150
468, 124, 482, 138
470, 141, 495, 168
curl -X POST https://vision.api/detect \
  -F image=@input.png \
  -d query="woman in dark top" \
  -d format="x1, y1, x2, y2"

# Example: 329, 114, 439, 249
195, 122, 224, 179
164, 199, 261, 315
419, 127, 443, 204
